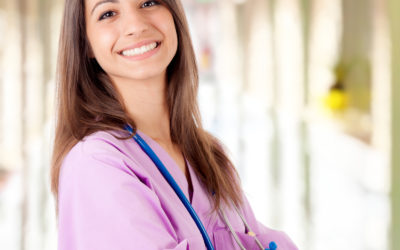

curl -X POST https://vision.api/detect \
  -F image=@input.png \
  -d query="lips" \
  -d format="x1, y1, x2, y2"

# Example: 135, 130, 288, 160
118, 40, 161, 55
122, 42, 159, 56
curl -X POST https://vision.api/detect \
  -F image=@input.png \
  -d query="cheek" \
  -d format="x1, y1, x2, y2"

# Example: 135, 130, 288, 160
169, 25, 178, 58
87, 26, 117, 59
160, 16, 178, 54
156, 11, 177, 39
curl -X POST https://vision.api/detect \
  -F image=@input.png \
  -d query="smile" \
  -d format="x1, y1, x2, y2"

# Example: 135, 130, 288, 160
120, 42, 160, 57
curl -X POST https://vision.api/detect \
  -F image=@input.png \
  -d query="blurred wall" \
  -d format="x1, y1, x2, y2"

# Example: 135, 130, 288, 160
388, 0, 400, 249
0, 0, 59, 249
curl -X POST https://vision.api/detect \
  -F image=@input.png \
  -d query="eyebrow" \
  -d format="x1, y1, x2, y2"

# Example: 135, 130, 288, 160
90, 0, 119, 15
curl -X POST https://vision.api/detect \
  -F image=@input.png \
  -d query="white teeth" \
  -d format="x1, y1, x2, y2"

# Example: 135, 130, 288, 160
121, 42, 158, 56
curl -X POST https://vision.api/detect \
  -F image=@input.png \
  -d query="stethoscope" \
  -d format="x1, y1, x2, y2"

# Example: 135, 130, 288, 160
124, 125, 277, 250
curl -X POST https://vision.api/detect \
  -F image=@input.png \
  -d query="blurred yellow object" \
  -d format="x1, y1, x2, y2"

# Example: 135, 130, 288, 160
324, 89, 348, 111
200, 47, 211, 71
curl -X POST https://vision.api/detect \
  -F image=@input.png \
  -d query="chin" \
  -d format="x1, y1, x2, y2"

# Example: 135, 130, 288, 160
130, 68, 167, 80
105, 63, 168, 83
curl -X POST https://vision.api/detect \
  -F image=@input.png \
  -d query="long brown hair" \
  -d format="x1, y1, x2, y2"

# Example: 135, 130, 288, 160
51, 0, 243, 214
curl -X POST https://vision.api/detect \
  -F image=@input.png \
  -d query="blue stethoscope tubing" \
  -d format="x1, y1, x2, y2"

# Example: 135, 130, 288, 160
124, 125, 215, 250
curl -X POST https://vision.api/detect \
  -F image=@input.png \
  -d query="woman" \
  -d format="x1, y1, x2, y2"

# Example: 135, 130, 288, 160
51, 0, 298, 249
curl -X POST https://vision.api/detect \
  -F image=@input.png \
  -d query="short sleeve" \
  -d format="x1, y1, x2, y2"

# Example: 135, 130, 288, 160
57, 139, 188, 250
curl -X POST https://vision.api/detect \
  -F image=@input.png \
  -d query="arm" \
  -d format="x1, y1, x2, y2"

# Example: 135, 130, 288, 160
57, 140, 188, 250
239, 193, 299, 250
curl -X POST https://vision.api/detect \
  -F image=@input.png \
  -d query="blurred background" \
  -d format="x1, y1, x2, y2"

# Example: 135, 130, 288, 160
0, 0, 399, 249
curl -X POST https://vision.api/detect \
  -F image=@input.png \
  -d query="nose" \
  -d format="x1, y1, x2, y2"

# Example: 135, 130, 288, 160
121, 8, 150, 37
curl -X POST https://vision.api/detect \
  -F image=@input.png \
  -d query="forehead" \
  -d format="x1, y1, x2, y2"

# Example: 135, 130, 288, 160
85, 0, 118, 13
85, 0, 169, 9
85, 0, 170, 15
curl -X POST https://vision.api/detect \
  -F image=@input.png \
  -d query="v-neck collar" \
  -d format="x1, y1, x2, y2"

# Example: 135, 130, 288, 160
131, 129, 217, 228
135, 129, 194, 204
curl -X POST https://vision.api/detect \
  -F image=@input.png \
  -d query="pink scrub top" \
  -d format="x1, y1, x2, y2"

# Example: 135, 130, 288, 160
57, 130, 298, 250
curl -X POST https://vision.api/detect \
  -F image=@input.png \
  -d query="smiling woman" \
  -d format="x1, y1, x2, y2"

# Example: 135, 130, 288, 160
85, 0, 177, 82
51, 0, 298, 249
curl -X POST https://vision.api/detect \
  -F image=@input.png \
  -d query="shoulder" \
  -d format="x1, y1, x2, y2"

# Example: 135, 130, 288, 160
58, 130, 157, 200
63, 130, 131, 165
60, 130, 140, 186
67, 130, 129, 156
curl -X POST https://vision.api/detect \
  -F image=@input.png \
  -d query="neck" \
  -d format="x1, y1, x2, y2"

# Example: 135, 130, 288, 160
111, 74, 171, 143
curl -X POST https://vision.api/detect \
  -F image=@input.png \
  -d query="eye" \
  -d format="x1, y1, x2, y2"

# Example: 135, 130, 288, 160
99, 10, 116, 21
141, 0, 160, 8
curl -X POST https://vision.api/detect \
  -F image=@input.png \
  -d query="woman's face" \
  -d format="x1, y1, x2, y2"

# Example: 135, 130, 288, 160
85, 0, 178, 83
